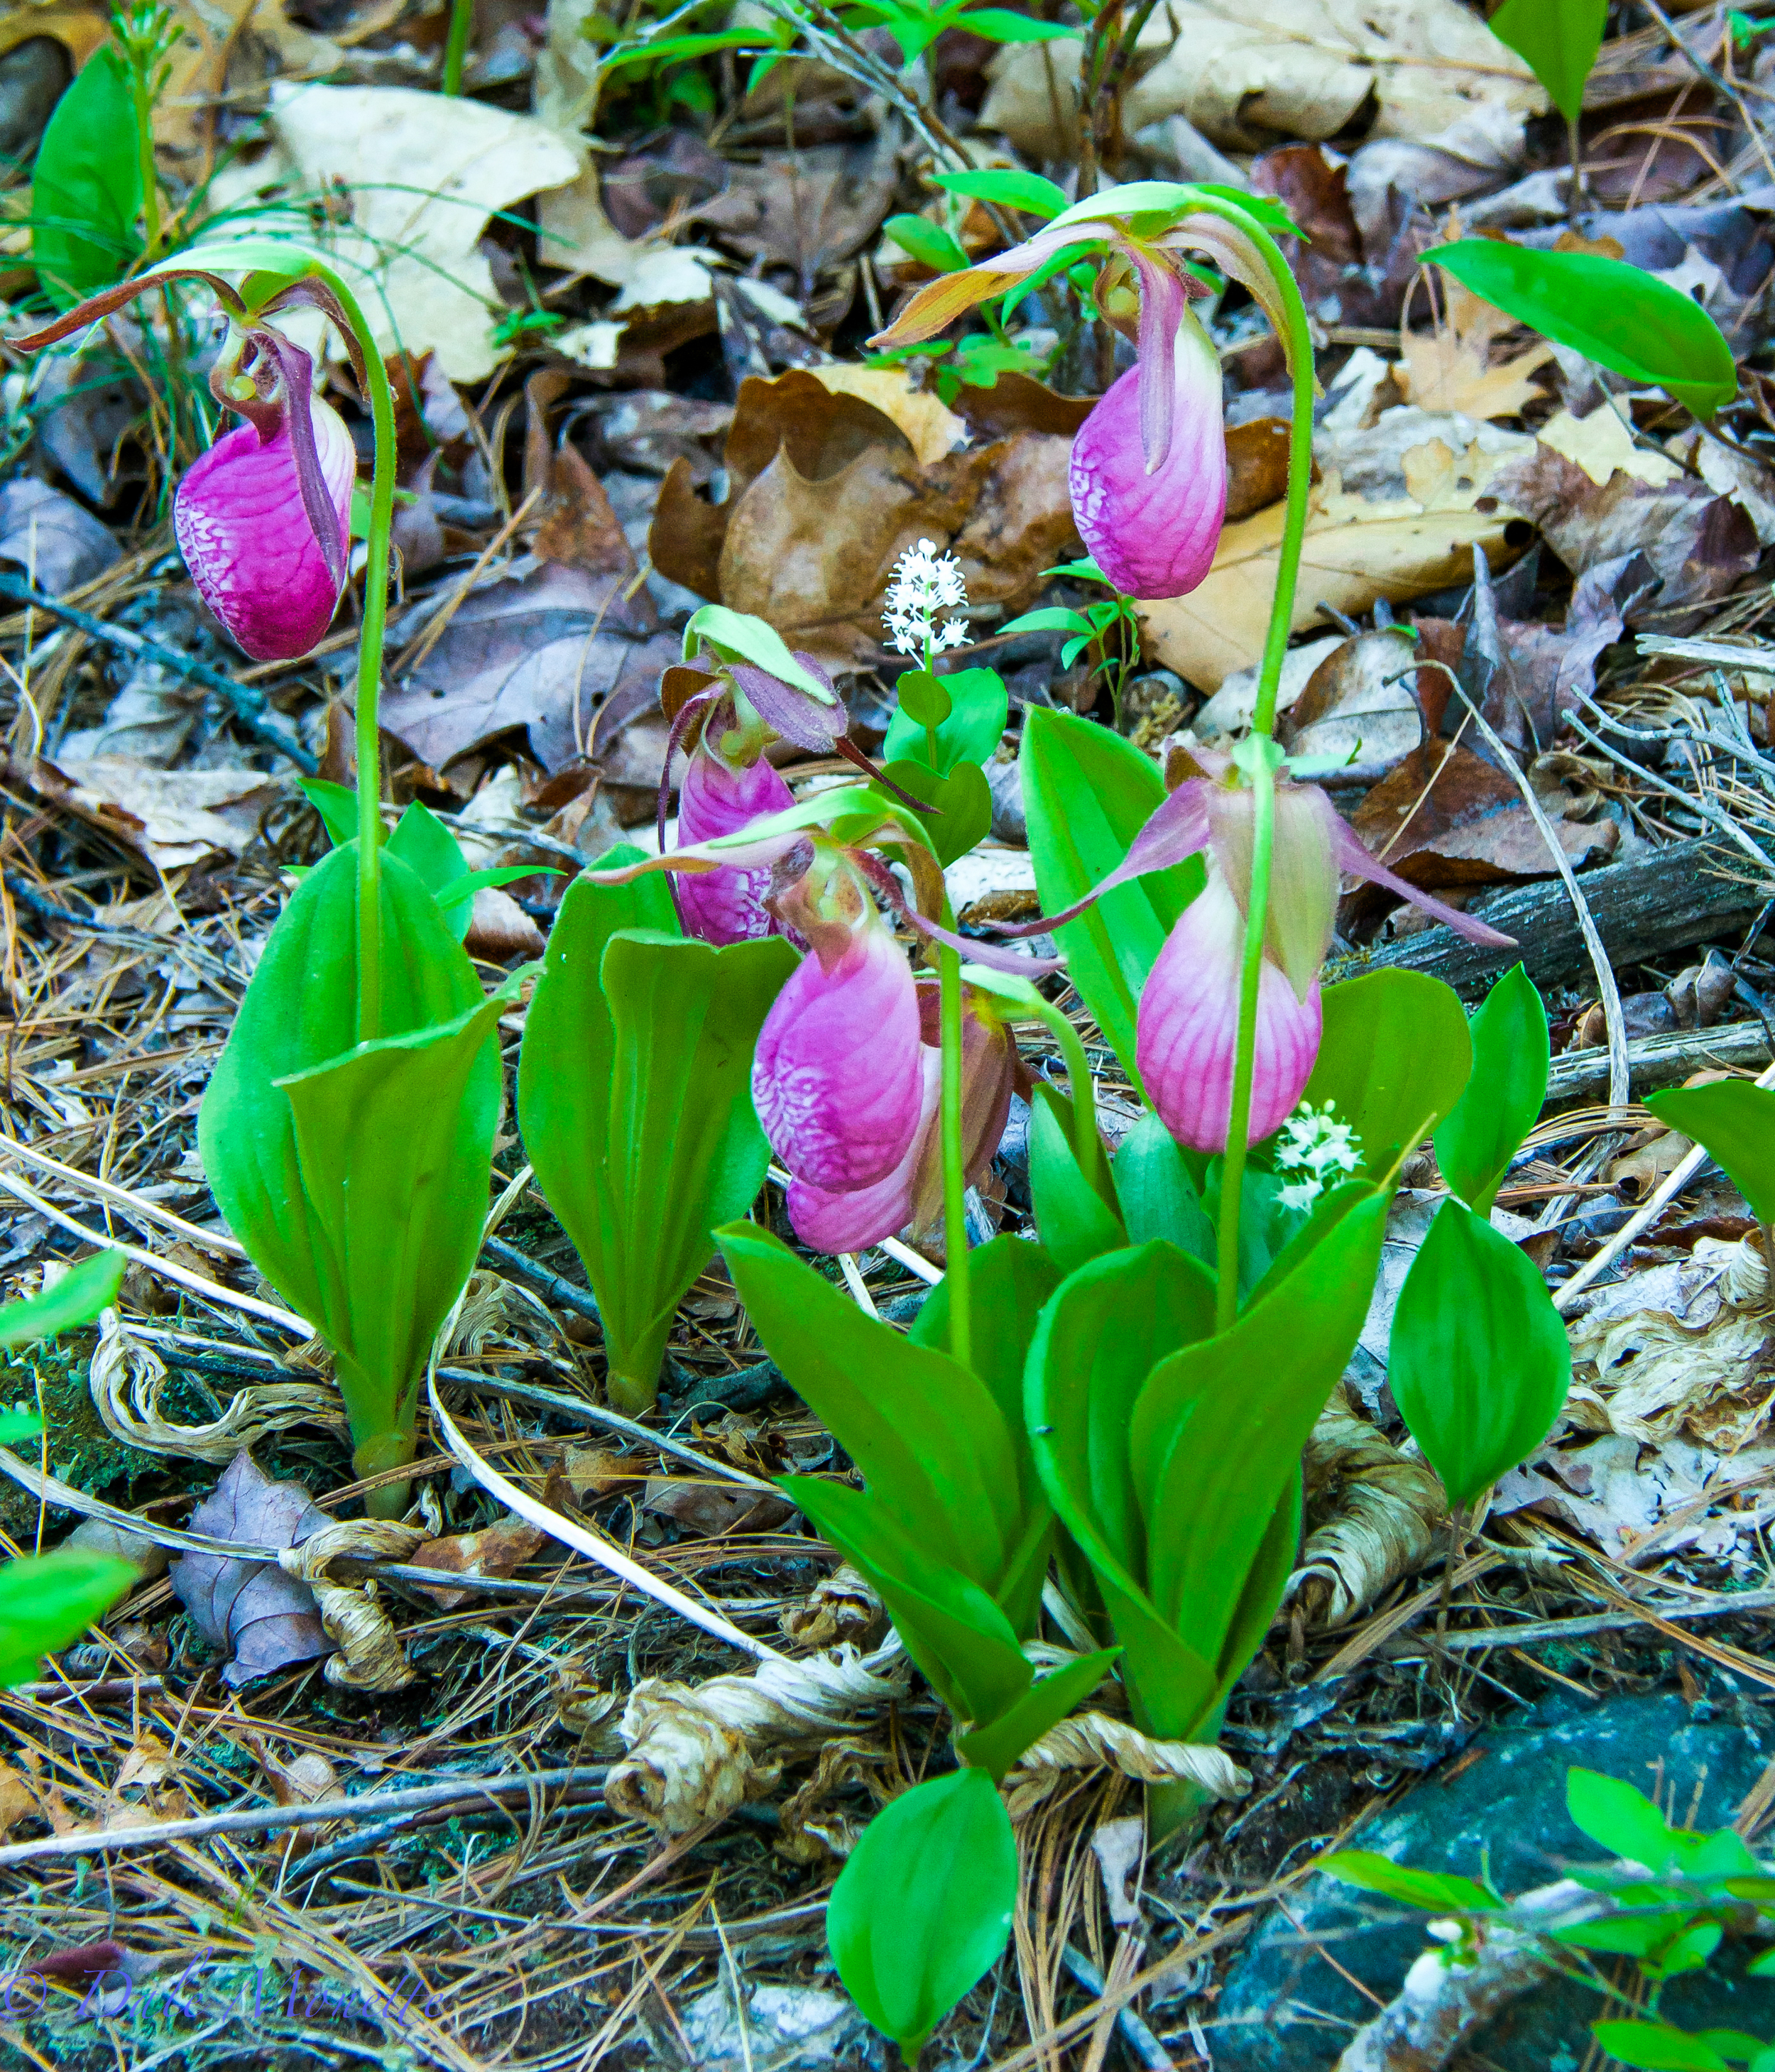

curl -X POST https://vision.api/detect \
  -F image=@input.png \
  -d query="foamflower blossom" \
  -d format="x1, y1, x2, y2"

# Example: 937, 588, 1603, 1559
883, 538, 971, 658
1273, 1101, 1362, 1213
1007, 750, 1516, 1151
174, 329, 355, 662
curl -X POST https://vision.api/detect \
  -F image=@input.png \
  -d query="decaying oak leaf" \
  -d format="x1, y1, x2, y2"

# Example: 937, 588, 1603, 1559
650, 370, 1079, 665
410, 1515, 546, 1609
1347, 738, 1617, 903
642, 1477, 796, 1539
983, 0, 1543, 158
1497, 1428, 1775, 1564
381, 562, 681, 775
1394, 271, 1553, 420
1289, 1387, 1447, 1628
1492, 407, 1762, 609
804, 365, 967, 467
1277, 623, 1425, 774
1139, 425, 1530, 691
3, 754, 287, 873
220, 83, 581, 380
170, 1452, 332, 1689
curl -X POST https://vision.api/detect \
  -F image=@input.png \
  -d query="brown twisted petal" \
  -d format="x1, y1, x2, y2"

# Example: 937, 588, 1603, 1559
14, 268, 248, 351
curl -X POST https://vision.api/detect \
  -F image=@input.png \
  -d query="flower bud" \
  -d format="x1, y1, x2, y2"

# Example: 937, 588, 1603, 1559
1069, 305, 1226, 601
175, 391, 356, 662
675, 741, 795, 946
1136, 874, 1322, 1152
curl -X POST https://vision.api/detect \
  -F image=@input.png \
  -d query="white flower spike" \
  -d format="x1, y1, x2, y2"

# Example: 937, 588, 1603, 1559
1274, 1099, 1361, 1213
883, 538, 971, 659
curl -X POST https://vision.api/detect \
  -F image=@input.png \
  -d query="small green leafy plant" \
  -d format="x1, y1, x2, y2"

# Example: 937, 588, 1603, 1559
1000, 560, 1144, 726
1318, 1765, 1775, 2071
0, 1250, 141, 1684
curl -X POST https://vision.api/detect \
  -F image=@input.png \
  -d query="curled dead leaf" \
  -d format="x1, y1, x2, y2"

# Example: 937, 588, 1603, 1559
1288, 1389, 1448, 1629
89, 1309, 337, 1464
780, 1562, 885, 1650
171, 1453, 332, 1689
410, 1515, 546, 1609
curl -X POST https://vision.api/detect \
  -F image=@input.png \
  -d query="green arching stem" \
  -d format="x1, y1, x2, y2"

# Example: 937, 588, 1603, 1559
442, 0, 474, 94
300, 263, 400, 1046
1179, 199, 1318, 1332
1027, 993, 1102, 1186
939, 937, 971, 1372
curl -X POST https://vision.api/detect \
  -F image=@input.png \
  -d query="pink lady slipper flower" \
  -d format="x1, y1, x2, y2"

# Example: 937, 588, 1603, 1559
870, 182, 1272, 601
174, 328, 355, 662
1009, 750, 1517, 1151
584, 794, 1054, 1249
787, 979, 1017, 1254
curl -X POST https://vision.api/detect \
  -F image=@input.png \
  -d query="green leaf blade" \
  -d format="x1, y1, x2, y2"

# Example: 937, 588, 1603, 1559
0, 1250, 126, 1350
1644, 1078, 1775, 1223
1433, 964, 1549, 1214
828, 1770, 1016, 2056
1427, 241, 1737, 419
0, 1552, 137, 1686
31, 48, 143, 309
1486, 0, 1607, 124
1389, 1200, 1571, 1507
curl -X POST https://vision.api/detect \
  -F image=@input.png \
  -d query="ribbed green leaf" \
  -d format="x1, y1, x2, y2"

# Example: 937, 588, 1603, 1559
1389, 1199, 1571, 1505
31, 48, 142, 308
828, 1770, 1016, 2056
1304, 969, 1471, 1172
1645, 1077, 1775, 1223
1434, 964, 1549, 1215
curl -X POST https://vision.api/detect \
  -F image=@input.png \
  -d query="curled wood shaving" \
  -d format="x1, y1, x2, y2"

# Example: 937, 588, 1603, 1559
779, 1562, 885, 1650
276, 1522, 428, 1693
1007, 1713, 1251, 1819
606, 1641, 910, 1836
1333, 1878, 1606, 2072
1289, 1390, 1448, 1630
89, 1309, 338, 1463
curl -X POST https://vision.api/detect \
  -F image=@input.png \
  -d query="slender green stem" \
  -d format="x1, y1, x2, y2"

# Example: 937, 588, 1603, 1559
442, 0, 474, 94
305, 266, 398, 1045
1180, 200, 1318, 1326
133, 80, 161, 260
925, 720, 941, 770
1029, 994, 1102, 1187
939, 942, 971, 1372
1213, 765, 1274, 1331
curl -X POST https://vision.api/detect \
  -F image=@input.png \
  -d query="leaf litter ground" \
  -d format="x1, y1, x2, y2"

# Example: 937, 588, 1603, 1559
5, 0, 1775, 2064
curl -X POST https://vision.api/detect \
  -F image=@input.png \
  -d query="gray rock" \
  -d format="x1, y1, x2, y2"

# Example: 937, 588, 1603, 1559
0, 36, 70, 164
1209, 1690, 1775, 2071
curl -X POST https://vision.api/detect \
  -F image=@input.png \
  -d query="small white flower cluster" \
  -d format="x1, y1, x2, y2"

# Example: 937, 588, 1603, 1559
1274, 1099, 1362, 1213
883, 538, 971, 658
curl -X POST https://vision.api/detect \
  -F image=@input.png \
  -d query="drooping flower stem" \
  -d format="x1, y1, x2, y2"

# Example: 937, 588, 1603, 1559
1182, 202, 1318, 1328
303, 265, 400, 1045
939, 939, 972, 1371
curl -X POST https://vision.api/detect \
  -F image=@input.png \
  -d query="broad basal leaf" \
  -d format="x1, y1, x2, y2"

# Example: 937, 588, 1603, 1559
1434, 963, 1549, 1216
827, 1770, 1016, 2056
0, 1552, 138, 1688
31, 48, 141, 309
1644, 1078, 1775, 1224
1388, 1198, 1570, 1506
1304, 969, 1472, 1172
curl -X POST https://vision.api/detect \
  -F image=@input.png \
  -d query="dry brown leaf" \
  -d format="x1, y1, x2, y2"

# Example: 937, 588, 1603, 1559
463, 885, 547, 962
804, 365, 967, 467
1289, 1389, 1447, 1628
1139, 427, 1529, 691
0, 1765, 38, 1837
1348, 738, 1617, 897
652, 370, 1078, 665
170, 1452, 332, 1689
410, 1515, 547, 1609
1277, 623, 1424, 771
381, 562, 680, 775
1395, 273, 1553, 419
1568, 1236, 1775, 1454
642, 1477, 795, 1538
112, 1735, 176, 1794
0, 479, 121, 596
6, 753, 286, 872
983, 0, 1542, 158
219, 84, 581, 380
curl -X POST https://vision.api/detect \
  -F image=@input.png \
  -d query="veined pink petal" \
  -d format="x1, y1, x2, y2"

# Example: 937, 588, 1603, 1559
1069, 307, 1226, 601
1329, 818, 1518, 948
752, 908, 924, 1191
993, 780, 1214, 939
676, 748, 796, 946
1132, 252, 1186, 474
787, 1049, 940, 1252
1136, 876, 1321, 1152
174, 394, 355, 662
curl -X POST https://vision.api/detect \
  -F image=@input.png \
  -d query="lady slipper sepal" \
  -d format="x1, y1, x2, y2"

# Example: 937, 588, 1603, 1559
174, 328, 355, 662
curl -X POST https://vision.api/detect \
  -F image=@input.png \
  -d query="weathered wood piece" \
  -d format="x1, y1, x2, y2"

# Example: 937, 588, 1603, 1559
1347, 839, 1767, 998
1545, 1019, 1771, 1107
